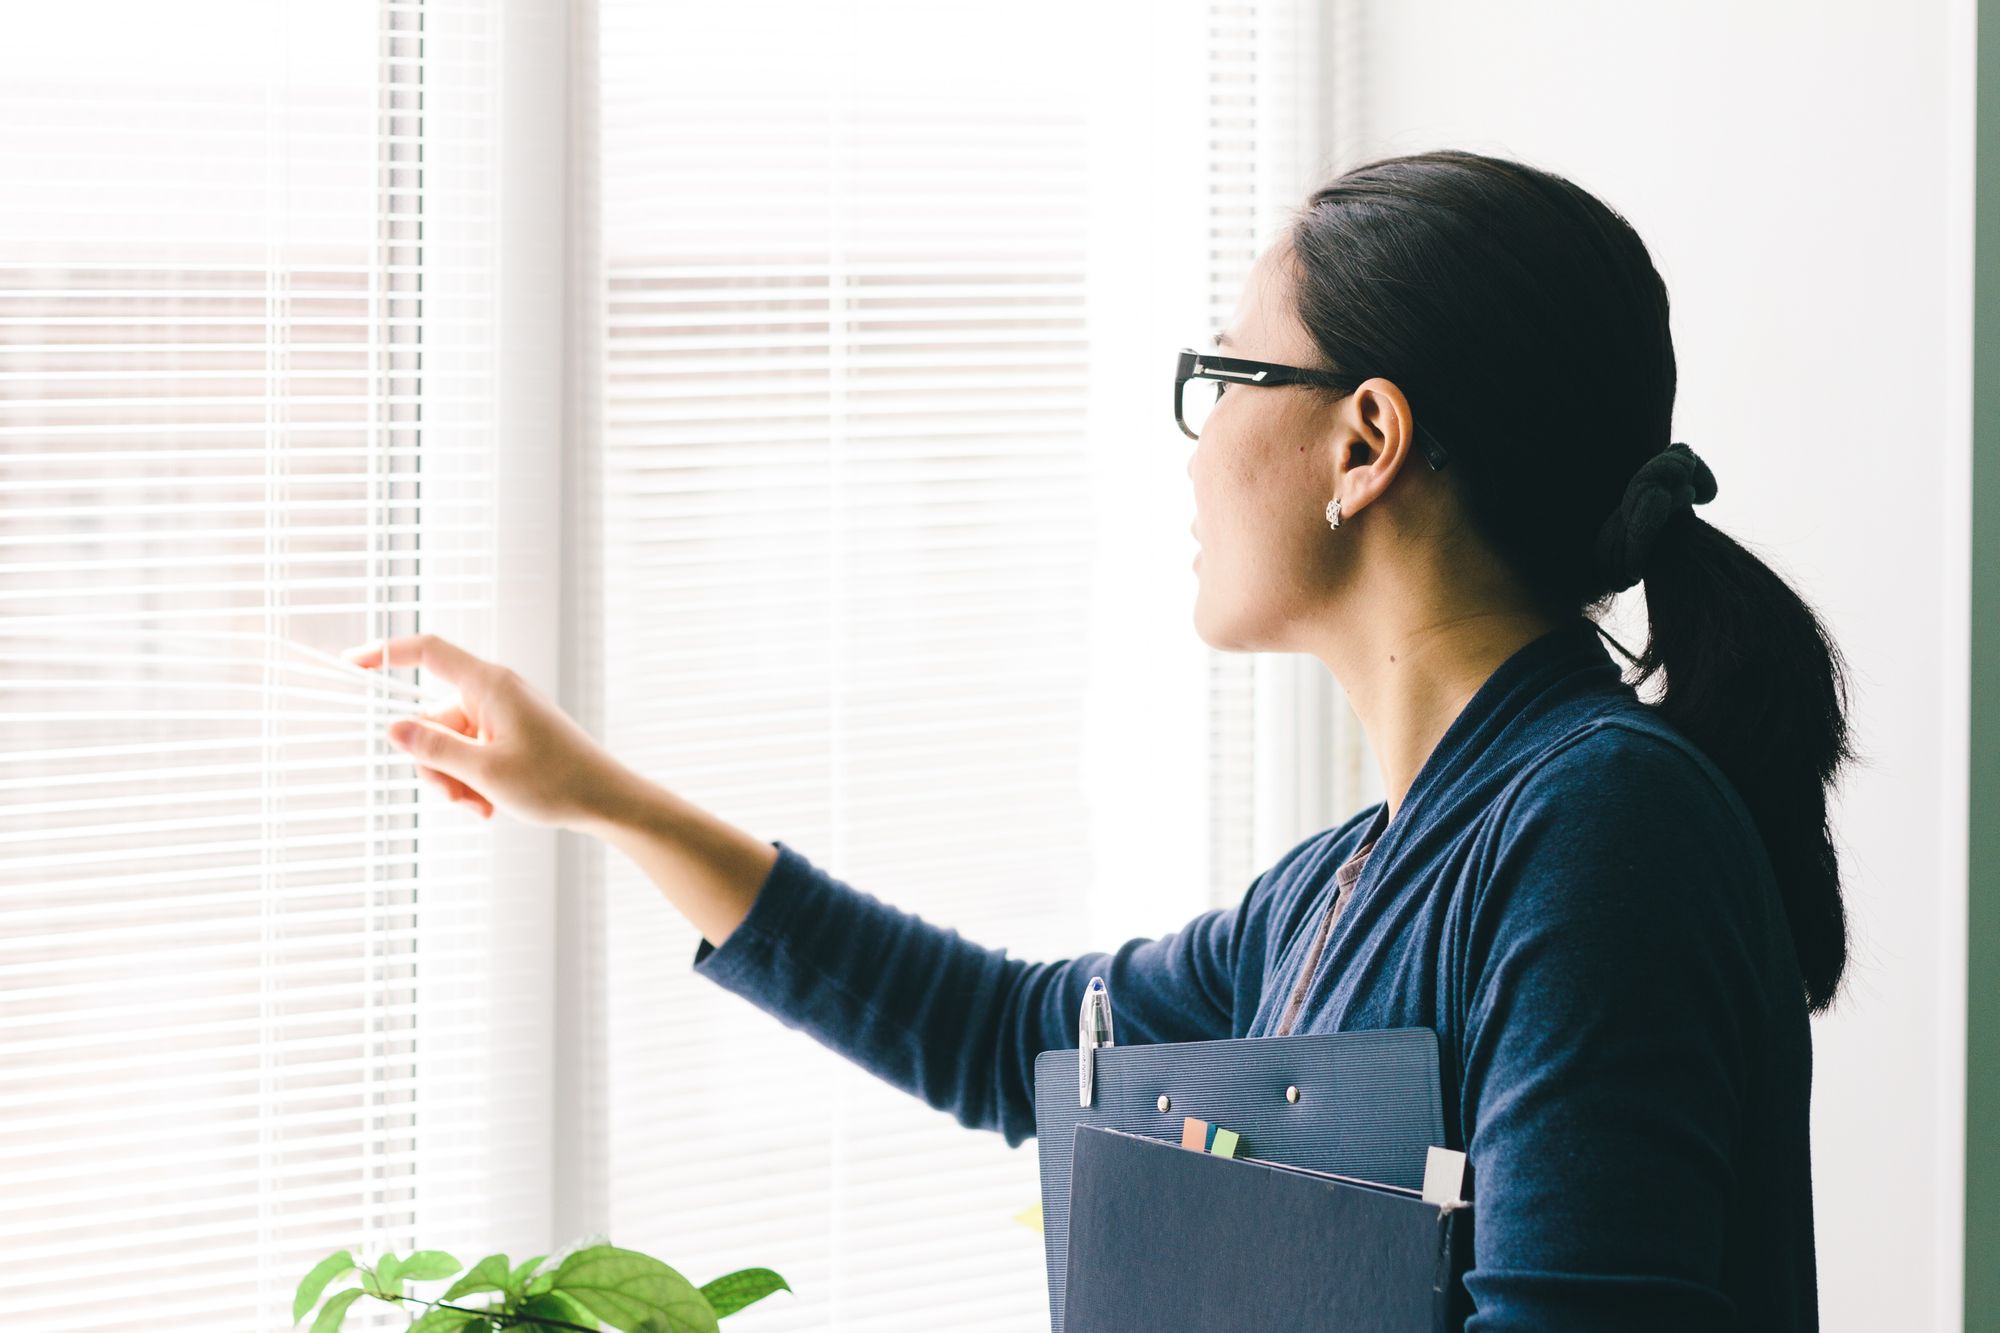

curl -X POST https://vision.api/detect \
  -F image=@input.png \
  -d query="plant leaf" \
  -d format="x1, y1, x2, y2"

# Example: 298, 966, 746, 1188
405, 1307, 483, 1333
399, 1250, 464, 1282
444, 1253, 513, 1302
376, 1252, 405, 1299
293, 1250, 356, 1324
508, 1254, 550, 1301
309, 1287, 366, 1333
545, 1290, 597, 1324
517, 1290, 599, 1331
696, 1268, 790, 1318
525, 1271, 557, 1298
550, 1246, 716, 1333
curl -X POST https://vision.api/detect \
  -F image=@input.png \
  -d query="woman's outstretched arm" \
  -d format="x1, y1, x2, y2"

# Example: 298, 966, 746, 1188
583, 766, 1268, 1115
578, 768, 781, 950
343, 631, 1291, 1146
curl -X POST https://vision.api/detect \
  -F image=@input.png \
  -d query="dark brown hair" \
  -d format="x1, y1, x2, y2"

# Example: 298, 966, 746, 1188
1284, 149, 1858, 1013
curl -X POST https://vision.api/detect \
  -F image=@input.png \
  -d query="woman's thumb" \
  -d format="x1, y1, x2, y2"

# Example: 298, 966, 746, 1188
388, 718, 486, 780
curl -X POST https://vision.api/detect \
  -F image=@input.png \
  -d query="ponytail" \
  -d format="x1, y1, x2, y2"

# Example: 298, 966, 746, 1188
1621, 512, 1859, 1013
1591, 441, 1859, 1013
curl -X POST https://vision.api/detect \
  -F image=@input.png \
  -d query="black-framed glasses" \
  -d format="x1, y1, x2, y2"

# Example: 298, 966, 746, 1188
1175, 348, 1451, 470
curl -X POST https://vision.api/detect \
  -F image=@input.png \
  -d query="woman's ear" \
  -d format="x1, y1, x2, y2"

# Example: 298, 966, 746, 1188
1331, 377, 1418, 518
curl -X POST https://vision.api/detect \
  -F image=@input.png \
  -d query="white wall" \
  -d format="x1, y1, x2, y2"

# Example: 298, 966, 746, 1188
1343, 1, 1973, 1327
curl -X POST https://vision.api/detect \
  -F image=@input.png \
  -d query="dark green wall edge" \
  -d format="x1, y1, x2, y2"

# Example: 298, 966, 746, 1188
1970, 2, 2000, 1323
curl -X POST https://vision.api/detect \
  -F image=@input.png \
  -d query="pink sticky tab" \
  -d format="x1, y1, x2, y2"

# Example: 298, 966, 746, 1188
1180, 1117, 1208, 1151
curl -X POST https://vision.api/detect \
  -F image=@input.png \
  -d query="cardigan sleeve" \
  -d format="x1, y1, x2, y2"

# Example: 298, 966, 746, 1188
689, 839, 1290, 1147
1455, 725, 1787, 1331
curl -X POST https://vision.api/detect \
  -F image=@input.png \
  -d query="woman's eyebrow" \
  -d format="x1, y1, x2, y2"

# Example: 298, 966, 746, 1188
1213, 332, 1234, 349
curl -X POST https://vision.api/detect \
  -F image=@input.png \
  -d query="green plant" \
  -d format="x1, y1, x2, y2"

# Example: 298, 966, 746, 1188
292, 1241, 790, 1333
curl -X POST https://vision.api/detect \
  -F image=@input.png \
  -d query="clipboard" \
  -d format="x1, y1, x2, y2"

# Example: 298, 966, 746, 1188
1061, 1124, 1472, 1332
1032, 1024, 1448, 1333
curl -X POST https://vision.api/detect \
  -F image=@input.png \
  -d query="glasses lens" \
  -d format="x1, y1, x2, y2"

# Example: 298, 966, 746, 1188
1179, 376, 1222, 437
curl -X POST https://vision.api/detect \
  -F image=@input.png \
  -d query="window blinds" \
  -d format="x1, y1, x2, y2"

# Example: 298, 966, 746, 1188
583, 1, 1329, 1328
0, 1, 1341, 1326
0, 3, 540, 1329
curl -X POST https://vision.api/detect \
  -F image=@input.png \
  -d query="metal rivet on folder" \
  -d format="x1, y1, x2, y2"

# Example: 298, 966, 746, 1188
1286, 1085, 1300, 1103
1157, 1094, 1170, 1113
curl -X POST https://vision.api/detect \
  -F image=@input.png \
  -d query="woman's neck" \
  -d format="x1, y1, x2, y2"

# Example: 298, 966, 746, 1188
1311, 603, 1567, 822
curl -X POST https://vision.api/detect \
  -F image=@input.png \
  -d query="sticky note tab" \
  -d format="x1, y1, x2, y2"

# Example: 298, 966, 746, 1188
1182, 1115, 1241, 1157
1013, 1202, 1043, 1233
1421, 1145, 1468, 1206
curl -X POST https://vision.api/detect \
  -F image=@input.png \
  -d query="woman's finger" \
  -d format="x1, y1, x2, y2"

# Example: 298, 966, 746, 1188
418, 769, 493, 819
416, 762, 488, 808
387, 715, 490, 785
341, 632, 494, 689
429, 701, 475, 737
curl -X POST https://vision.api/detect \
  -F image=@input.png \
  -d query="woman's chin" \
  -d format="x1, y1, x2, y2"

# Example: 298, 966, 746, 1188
1191, 583, 1269, 653
1190, 583, 1225, 648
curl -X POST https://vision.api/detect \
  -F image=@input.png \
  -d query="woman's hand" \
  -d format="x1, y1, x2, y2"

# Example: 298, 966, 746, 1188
340, 632, 635, 832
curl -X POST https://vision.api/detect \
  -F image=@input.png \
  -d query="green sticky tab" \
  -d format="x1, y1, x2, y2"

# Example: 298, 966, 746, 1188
1212, 1127, 1240, 1158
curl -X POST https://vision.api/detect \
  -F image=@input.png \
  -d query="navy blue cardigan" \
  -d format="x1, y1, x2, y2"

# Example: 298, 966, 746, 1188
692, 615, 1818, 1330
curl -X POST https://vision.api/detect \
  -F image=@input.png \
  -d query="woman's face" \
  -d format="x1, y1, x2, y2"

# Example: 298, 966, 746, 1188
1187, 240, 1354, 653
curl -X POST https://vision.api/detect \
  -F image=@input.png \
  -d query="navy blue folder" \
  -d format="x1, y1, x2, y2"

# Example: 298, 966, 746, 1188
1062, 1124, 1472, 1332
1032, 1028, 1451, 1333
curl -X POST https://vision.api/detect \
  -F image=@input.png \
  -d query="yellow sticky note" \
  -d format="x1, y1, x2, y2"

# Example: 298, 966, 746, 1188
1014, 1201, 1043, 1233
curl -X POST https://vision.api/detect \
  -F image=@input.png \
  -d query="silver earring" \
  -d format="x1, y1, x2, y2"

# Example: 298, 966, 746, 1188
1324, 497, 1342, 530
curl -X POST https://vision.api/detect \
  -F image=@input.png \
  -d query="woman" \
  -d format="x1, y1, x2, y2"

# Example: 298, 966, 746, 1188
346, 149, 1854, 1330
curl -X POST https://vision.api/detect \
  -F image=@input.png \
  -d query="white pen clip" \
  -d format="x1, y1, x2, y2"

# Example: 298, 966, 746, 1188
1078, 975, 1114, 1108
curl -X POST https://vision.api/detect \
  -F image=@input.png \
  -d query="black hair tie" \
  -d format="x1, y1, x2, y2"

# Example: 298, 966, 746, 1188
1593, 441, 1719, 592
